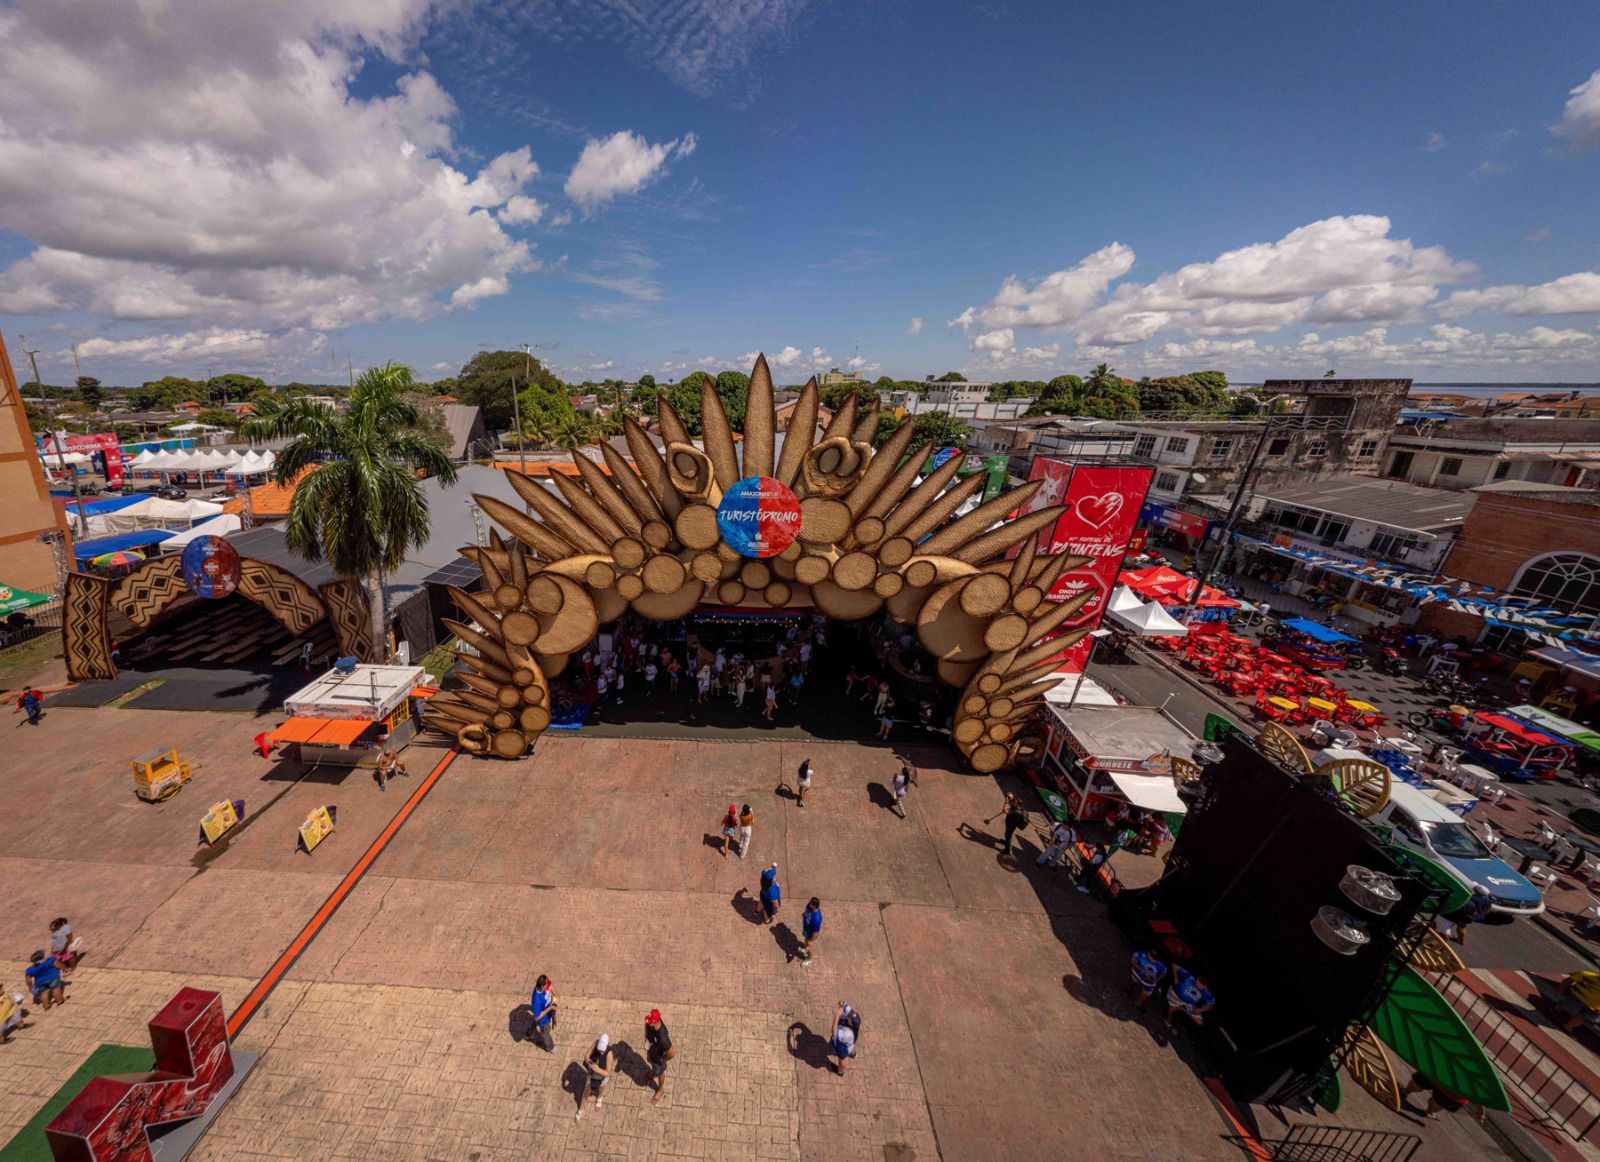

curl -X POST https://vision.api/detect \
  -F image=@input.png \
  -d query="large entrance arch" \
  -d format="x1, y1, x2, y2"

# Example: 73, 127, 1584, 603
63, 550, 372, 680
427, 355, 1149, 770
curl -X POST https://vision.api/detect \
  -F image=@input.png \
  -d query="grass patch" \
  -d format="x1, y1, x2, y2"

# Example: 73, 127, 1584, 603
0, 634, 63, 692
0, 1043, 154, 1161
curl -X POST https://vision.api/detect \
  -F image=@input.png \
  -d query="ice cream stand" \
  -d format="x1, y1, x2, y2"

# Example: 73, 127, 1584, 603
1040, 703, 1199, 822
273, 663, 431, 767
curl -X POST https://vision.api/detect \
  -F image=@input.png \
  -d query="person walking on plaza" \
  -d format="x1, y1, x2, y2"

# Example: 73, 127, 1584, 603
528, 974, 556, 1052
644, 1009, 674, 1104
877, 707, 894, 740
796, 758, 814, 807
48, 918, 79, 974
874, 682, 892, 716
18, 687, 42, 726
1037, 819, 1076, 868
890, 760, 915, 817
829, 1002, 860, 1074
25, 950, 63, 1010
760, 864, 782, 925
1076, 842, 1108, 895
576, 1032, 613, 1119
719, 804, 739, 857
999, 791, 1029, 855
799, 897, 823, 965
763, 681, 778, 721
697, 663, 712, 703
738, 804, 755, 859
1131, 949, 1167, 1011
1165, 965, 1215, 1030
733, 664, 749, 708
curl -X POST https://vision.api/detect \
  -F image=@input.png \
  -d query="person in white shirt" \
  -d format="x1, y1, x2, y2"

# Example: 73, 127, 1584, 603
1036, 820, 1077, 867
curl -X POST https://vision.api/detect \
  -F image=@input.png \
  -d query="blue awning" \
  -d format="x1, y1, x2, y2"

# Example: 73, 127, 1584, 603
77, 494, 147, 515
1282, 617, 1358, 644
72, 529, 175, 560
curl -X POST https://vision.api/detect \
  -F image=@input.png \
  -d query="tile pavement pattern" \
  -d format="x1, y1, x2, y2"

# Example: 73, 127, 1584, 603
0, 705, 1510, 1160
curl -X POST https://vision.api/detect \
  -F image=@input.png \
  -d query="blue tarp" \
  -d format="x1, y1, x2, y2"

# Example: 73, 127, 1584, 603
1282, 617, 1358, 644
72, 529, 175, 560
79, 494, 149, 515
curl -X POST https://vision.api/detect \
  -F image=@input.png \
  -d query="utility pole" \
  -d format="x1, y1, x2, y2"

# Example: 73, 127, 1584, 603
20, 335, 88, 536
516, 342, 545, 476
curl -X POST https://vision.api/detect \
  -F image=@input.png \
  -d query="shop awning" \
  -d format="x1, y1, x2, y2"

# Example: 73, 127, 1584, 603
1504, 705, 1600, 754
1474, 713, 1558, 746
1530, 646, 1600, 683
1281, 617, 1359, 644
272, 716, 372, 746
0, 583, 54, 614
1107, 772, 1188, 814
72, 529, 176, 560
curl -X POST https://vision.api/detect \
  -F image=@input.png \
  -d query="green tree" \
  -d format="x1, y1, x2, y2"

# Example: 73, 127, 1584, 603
455, 350, 565, 431
240, 362, 457, 660
194, 408, 241, 430
663, 372, 712, 435
935, 371, 967, 383
206, 373, 267, 405
1189, 370, 1229, 396
638, 373, 656, 389
1027, 374, 1086, 417
910, 411, 973, 449
401, 392, 453, 454
75, 376, 104, 409
714, 370, 750, 430
129, 376, 203, 411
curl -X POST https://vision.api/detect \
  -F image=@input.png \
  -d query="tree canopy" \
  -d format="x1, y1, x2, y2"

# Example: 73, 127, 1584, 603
454, 349, 565, 431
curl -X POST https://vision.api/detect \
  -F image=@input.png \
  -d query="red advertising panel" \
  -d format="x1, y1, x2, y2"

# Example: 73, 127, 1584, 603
44, 432, 126, 486
1020, 458, 1154, 672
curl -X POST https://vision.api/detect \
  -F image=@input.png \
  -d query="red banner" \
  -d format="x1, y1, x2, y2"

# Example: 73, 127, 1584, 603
1020, 459, 1154, 672
45, 432, 125, 486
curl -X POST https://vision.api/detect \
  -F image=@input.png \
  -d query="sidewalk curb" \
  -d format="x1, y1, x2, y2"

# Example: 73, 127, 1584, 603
1128, 643, 1250, 720
1531, 913, 1600, 969
1483, 1108, 1561, 1162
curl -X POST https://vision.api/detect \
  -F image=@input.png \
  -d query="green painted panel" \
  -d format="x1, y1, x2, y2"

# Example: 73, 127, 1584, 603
1384, 844, 1473, 915
1034, 787, 1069, 823
1370, 965, 1510, 1112
1203, 713, 1242, 742
1311, 1066, 1341, 1114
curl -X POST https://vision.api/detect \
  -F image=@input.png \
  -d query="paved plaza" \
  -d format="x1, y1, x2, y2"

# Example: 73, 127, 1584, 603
0, 703, 1511, 1160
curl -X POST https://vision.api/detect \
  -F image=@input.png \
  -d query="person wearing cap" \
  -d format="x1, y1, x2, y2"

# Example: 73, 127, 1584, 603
800, 898, 823, 965
829, 1002, 860, 1075
528, 974, 556, 1052
760, 864, 782, 925
738, 804, 755, 859
719, 804, 739, 857
644, 1009, 674, 1103
576, 1032, 613, 1120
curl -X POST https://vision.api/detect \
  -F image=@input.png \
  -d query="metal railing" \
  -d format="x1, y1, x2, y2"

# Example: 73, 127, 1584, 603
1265, 1123, 1421, 1162
0, 597, 61, 653
1434, 971, 1600, 1142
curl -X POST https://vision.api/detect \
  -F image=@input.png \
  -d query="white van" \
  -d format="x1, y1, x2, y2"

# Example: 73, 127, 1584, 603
1372, 782, 1544, 916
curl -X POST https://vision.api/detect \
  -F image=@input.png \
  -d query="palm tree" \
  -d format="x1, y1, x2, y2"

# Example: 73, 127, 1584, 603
241, 362, 457, 661
1085, 362, 1119, 394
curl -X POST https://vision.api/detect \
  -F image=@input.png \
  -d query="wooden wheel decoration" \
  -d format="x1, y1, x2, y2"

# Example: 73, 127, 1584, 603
431, 353, 1104, 762
1257, 721, 1313, 774
1317, 757, 1393, 819
1339, 1024, 1402, 1112
1404, 919, 1466, 975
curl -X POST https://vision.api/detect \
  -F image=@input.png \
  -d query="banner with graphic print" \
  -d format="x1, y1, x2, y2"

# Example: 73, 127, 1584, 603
1021, 458, 1155, 672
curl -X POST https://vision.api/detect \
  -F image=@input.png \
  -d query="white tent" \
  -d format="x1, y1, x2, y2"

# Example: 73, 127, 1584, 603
1107, 596, 1190, 637
161, 514, 243, 549
129, 449, 157, 467
89, 497, 226, 535
1106, 771, 1188, 814
227, 450, 273, 476
1043, 675, 1119, 707
1107, 584, 1145, 615
44, 451, 93, 465
141, 449, 180, 470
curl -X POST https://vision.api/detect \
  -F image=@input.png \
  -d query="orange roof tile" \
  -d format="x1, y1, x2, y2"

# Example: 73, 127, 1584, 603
222, 466, 317, 517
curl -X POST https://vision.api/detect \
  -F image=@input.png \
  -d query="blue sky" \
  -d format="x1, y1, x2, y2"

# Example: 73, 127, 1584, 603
2, 0, 1599, 386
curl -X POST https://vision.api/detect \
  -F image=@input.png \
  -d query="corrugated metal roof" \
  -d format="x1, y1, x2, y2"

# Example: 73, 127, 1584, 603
1255, 475, 1477, 533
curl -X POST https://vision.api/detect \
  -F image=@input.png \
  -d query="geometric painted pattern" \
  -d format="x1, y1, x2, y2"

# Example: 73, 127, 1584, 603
63, 571, 117, 681
319, 579, 374, 662
110, 554, 189, 628
237, 558, 326, 635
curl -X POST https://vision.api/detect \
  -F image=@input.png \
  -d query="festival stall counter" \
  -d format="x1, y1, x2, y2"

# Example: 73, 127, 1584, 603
276, 663, 429, 766
1041, 703, 1198, 821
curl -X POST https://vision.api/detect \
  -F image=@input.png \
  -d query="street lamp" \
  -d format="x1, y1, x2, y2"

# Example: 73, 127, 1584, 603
1179, 395, 1292, 620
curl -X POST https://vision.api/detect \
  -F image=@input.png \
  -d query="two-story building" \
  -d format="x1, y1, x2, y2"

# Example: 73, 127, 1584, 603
1382, 417, 1600, 491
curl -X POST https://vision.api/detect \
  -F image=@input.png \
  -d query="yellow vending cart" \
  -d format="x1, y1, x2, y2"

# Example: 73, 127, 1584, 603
131, 747, 196, 802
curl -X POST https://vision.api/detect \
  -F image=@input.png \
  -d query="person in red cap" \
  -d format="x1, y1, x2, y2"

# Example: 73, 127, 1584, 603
644, 1008, 674, 1104
719, 804, 738, 857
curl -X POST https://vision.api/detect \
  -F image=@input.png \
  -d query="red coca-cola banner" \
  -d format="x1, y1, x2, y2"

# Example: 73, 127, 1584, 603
1019, 458, 1154, 673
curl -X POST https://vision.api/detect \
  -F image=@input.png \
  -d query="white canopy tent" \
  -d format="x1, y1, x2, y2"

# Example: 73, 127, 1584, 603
160, 514, 243, 549
1106, 771, 1188, 814
1106, 584, 1145, 615
1043, 675, 1119, 708
87, 496, 226, 535
1107, 597, 1190, 637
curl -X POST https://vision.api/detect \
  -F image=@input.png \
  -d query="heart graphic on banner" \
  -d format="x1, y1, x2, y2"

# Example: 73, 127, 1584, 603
1076, 492, 1125, 529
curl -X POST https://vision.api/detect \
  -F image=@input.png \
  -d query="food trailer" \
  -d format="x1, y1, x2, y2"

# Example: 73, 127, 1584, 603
1040, 703, 1199, 821
273, 664, 429, 767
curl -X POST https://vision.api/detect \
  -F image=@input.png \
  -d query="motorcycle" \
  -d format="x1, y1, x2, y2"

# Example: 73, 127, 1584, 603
1373, 647, 1409, 677
1406, 705, 1473, 733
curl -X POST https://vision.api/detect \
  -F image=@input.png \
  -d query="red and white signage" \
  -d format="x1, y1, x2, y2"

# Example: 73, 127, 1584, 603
44, 431, 126, 486
1021, 458, 1154, 672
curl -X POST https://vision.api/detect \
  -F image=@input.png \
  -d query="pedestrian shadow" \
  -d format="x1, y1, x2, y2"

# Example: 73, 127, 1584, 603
610, 1040, 650, 1088
508, 1004, 535, 1043
866, 782, 895, 810
559, 1062, 588, 1111
956, 821, 1002, 850
731, 888, 765, 925
703, 833, 728, 854
786, 1021, 832, 1070
773, 783, 799, 802
772, 921, 803, 962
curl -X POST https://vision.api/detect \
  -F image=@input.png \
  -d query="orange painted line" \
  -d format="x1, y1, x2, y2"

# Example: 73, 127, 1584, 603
226, 747, 459, 1038
1203, 1077, 1271, 1161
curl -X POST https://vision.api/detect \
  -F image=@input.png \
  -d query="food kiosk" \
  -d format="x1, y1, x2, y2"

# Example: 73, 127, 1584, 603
1040, 703, 1199, 821
273, 664, 430, 767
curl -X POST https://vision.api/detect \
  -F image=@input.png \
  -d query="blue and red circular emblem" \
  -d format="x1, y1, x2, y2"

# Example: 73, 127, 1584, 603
181, 534, 241, 599
716, 476, 802, 559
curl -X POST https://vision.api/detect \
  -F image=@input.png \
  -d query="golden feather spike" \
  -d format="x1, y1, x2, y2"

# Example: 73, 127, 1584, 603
572, 452, 644, 536
775, 377, 821, 486
955, 506, 1067, 565
623, 416, 683, 519
897, 472, 985, 542
698, 378, 741, 490
821, 393, 858, 441
744, 353, 775, 479
919, 480, 1044, 557
472, 494, 574, 562
847, 423, 919, 518
881, 454, 968, 538
859, 438, 934, 522
506, 470, 609, 555
549, 470, 626, 543
852, 403, 881, 447
600, 438, 664, 524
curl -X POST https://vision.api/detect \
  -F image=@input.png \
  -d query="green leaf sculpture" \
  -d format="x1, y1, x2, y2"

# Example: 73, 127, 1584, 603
1384, 844, 1473, 916
1370, 965, 1510, 1111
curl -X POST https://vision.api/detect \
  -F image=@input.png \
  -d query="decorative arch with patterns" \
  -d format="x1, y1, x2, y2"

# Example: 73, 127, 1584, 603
429, 353, 1121, 768
62, 552, 371, 680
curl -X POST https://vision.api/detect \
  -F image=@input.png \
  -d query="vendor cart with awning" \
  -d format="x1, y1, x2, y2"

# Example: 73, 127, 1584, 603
1040, 703, 1199, 821
275, 663, 430, 766
1465, 712, 1573, 780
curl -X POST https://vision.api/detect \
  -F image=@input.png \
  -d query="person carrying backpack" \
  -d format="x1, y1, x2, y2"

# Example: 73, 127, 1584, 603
829, 1002, 860, 1074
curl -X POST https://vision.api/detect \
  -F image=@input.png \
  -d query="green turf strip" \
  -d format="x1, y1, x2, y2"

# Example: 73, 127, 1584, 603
0, 1044, 154, 1161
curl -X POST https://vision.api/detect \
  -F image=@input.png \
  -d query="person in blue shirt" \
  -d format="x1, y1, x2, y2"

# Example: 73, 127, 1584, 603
760, 864, 781, 926
1165, 965, 1215, 1030
829, 1002, 861, 1075
799, 898, 822, 965
25, 951, 63, 1009
1130, 949, 1167, 1011
528, 974, 555, 1052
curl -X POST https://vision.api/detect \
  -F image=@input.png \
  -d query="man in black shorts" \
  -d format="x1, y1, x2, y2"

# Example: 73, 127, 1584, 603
576, 1032, 613, 1120
645, 1008, 674, 1104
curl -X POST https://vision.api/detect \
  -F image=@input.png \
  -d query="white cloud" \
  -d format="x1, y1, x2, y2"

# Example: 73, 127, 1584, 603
952, 216, 1472, 352
69, 326, 327, 367
1019, 344, 1061, 362
907, 316, 924, 336
767, 346, 804, 369
809, 345, 826, 362
0, 0, 540, 337
971, 328, 1015, 360
431, 362, 453, 373
1438, 271, 1600, 317
1423, 131, 1448, 152
590, 360, 615, 371
549, 210, 574, 228
1473, 160, 1511, 176
498, 195, 546, 226
1552, 68, 1600, 150
697, 356, 720, 366
563, 130, 697, 210
1525, 227, 1552, 243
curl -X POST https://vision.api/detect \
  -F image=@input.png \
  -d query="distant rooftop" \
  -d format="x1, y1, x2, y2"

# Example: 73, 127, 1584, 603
1255, 475, 1476, 535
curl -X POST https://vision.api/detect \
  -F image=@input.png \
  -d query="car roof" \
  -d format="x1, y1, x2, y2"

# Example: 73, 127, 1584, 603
1385, 781, 1463, 824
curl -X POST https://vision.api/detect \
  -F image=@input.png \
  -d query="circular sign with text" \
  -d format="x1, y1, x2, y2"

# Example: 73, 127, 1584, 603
181, 535, 242, 599
716, 475, 802, 559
